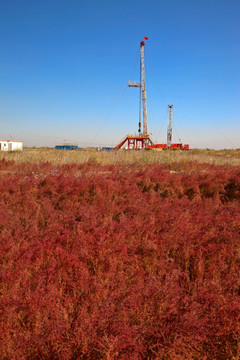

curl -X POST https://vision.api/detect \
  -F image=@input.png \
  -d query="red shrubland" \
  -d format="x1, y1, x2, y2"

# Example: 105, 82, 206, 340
0, 160, 240, 359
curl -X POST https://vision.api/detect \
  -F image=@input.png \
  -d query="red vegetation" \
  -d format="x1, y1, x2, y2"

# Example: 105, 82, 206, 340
0, 159, 240, 359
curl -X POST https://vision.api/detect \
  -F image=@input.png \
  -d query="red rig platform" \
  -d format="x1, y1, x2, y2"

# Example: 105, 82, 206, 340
113, 134, 153, 151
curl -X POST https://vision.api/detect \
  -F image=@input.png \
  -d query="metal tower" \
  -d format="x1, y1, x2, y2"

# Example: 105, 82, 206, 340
128, 37, 148, 135
140, 39, 148, 135
114, 37, 153, 151
167, 105, 173, 147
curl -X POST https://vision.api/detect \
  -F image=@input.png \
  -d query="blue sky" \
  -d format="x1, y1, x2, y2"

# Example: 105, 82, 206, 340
0, 0, 239, 149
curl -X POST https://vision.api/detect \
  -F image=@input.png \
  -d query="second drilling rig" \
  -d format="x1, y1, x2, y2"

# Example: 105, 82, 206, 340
148, 105, 189, 150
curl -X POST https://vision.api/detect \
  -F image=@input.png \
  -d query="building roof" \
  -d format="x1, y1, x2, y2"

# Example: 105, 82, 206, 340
0, 140, 23, 143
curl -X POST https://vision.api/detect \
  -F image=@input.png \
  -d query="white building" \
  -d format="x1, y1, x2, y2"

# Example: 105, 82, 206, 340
0, 140, 23, 151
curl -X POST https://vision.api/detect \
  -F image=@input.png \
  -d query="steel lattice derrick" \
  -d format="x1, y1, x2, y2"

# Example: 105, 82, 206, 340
167, 105, 173, 147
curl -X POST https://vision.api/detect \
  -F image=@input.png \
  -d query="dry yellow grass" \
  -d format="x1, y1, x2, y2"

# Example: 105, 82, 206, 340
0, 148, 240, 166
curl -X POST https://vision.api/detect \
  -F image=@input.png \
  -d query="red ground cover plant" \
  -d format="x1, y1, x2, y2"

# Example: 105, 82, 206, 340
0, 159, 240, 359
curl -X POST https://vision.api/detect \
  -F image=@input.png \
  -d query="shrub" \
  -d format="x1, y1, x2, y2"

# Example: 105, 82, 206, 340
0, 160, 240, 359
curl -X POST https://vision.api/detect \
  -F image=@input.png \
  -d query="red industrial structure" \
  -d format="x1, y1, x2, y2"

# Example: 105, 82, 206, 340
148, 143, 189, 150
114, 38, 153, 151
114, 38, 189, 151
114, 134, 152, 151
149, 104, 189, 150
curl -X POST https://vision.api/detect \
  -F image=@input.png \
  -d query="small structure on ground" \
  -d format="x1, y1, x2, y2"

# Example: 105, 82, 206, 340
0, 140, 23, 151
55, 143, 79, 150
99, 147, 114, 151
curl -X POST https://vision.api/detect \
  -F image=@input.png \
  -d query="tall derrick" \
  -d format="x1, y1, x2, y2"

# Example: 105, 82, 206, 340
167, 105, 173, 147
114, 37, 152, 150
140, 40, 148, 135
148, 103, 189, 151
114, 38, 189, 151
128, 38, 148, 135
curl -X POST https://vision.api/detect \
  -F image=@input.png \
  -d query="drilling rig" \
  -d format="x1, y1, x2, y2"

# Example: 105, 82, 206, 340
167, 105, 173, 147
114, 37, 153, 150
114, 38, 189, 151
148, 104, 189, 150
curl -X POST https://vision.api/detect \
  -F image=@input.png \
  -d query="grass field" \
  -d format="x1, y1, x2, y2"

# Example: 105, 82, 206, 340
0, 150, 240, 359
0, 148, 240, 166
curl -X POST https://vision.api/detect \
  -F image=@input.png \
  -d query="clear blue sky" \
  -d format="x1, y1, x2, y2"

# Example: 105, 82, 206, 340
0, 0, 239, 148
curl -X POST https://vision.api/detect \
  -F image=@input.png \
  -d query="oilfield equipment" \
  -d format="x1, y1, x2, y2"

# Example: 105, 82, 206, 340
114, 38, 189, 151
114, 37, 153, 151
148, 105, 189, 150
167, 105, 173, 147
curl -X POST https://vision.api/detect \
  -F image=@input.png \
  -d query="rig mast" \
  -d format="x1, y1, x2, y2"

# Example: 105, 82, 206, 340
128, 38, 148, 135
114, 37, 152, 150
141, 40, 148, 135
167, 105, 173, 147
